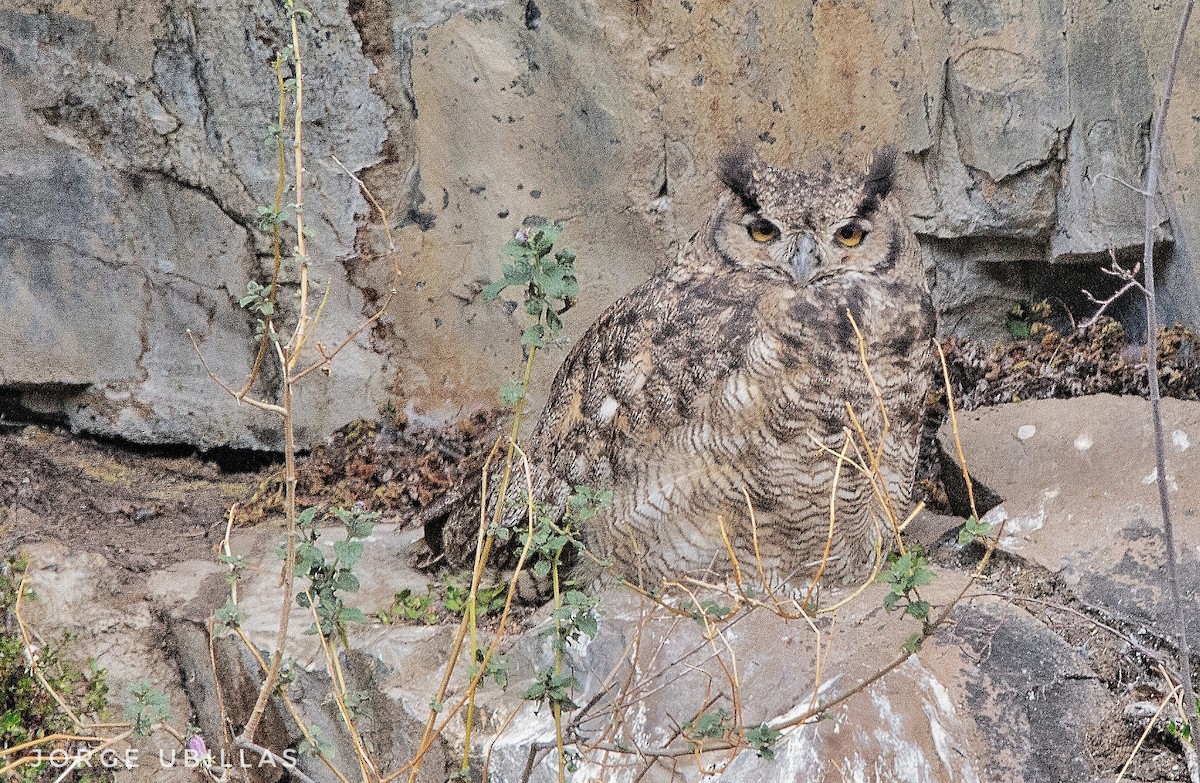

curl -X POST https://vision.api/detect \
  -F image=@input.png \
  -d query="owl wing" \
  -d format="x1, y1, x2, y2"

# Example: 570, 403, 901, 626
530, 265, 765, 488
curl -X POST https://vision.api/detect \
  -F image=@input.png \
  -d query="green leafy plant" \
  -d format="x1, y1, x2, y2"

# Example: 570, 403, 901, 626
376, 589, 438, 625
294, 503, 379, 642
239, 280, 276, 317
549, 590, 599, 653
214, 596, 247, 635
683, 707, 732, 748
482, 222, 579, 351
691, 599, 734, 626
473, 647, 509, 690
1004, 300, 1050, 339
745, 723, 782, 760
523, 668, 582, 712
298, 723, 335, 759
125, 681, 170, 737
0, 556, 111, 760
957, 515, 993, 546
1166, 717, 1194, 744
219, 552, 249, 584
879, 547, 935, 625
443, 581, 508, 618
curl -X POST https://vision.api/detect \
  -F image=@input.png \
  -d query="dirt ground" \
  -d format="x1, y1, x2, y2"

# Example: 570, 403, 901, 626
0, 409, 499, 594
0, 423, 270, 590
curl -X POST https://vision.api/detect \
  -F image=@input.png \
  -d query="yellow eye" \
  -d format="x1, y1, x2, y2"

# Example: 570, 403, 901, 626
835, 224, 866, 247
747, 219, 780, 243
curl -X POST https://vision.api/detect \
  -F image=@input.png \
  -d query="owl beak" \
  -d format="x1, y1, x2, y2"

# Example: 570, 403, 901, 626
790, 233, 820, 283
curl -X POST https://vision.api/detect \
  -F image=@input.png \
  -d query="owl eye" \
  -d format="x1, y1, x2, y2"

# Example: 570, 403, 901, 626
747, 218, 780, 243
834, 223, 867, 247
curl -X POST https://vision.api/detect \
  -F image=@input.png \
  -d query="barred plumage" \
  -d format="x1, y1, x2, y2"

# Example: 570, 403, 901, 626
423, 149, 935, 594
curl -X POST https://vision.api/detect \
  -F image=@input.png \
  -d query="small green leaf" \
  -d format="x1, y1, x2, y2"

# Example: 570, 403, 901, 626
333, 539, 364, 569
575, 613, 597, 638
333, 571, 360, 593
296, 543, 324, 571
745, 723, 781, 760
339, 606, 367, 624
500, 378, 525, 405
907, 600, 931, 620
482, 279, 508, 300
957, 515, 994, 545
521, 324, 545, 347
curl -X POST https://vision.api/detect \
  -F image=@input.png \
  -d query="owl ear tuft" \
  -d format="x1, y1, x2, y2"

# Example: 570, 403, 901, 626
860, 146, 898, 213
718, 147, 761, 212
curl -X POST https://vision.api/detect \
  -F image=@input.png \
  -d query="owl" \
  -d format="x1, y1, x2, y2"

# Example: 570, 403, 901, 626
421, 149, 935, 595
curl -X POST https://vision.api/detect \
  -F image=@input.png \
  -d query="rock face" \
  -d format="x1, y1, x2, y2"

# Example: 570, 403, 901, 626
941, 393, 1200, 639
5, 0, 1200, 448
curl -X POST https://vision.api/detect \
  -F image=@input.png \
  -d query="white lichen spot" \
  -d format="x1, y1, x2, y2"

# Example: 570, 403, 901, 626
992, 505, 1045, 550
597, 395, 619, 424
1016, 424, 1036, 442
1172, 429, 1191, 451
910, 659, 983, 783
1140, 469, 1178, 491
1074, 433, 1093, 452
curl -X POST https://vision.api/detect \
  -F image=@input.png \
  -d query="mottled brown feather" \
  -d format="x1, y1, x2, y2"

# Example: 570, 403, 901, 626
427, 152, 935, 595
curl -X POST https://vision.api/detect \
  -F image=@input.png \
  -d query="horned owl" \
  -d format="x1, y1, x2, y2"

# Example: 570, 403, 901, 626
422, 149, 934, 594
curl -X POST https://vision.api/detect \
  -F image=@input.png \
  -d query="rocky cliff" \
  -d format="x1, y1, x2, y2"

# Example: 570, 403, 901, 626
4, 0, 1199, 449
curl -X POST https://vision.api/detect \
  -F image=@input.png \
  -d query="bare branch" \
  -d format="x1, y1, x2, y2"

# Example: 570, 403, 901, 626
186, 330, 286, 415
1081, 279, 1142, 328
1097, 172, 1152, 197
1081, 251, 1146, 329
1140, 1, 1199, 771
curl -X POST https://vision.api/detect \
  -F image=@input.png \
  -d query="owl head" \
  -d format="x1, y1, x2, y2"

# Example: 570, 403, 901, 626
708, 149, 908, 285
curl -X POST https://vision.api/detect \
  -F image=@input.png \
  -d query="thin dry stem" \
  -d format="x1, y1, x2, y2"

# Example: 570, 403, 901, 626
236, 738, 319, 783
1081, 251, 1145, 329
233, 56, 290, 399
392, 445, 543, 783
238, 345, 297, 744
285, 10, 311, 368
934, 340, 979, 521
186, 330, 285, 415
1139, 0, 1199, 762
44, 729, 137, 783
1115, 680, 1181, 783
812, 535, 886, 615
0, 733, 105, 774
801, 436, 854, 607
303, 590, 379, 782
742, 488, 801, 617
14, 571, 86, 730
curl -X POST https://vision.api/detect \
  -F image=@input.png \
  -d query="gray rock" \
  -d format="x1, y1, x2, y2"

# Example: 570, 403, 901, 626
938, 394, 1200, 634
1, 1, 388, 449
143, 522, 1116, 782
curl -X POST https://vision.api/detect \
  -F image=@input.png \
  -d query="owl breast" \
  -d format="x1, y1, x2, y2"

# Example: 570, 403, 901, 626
531, 258, 933, 592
